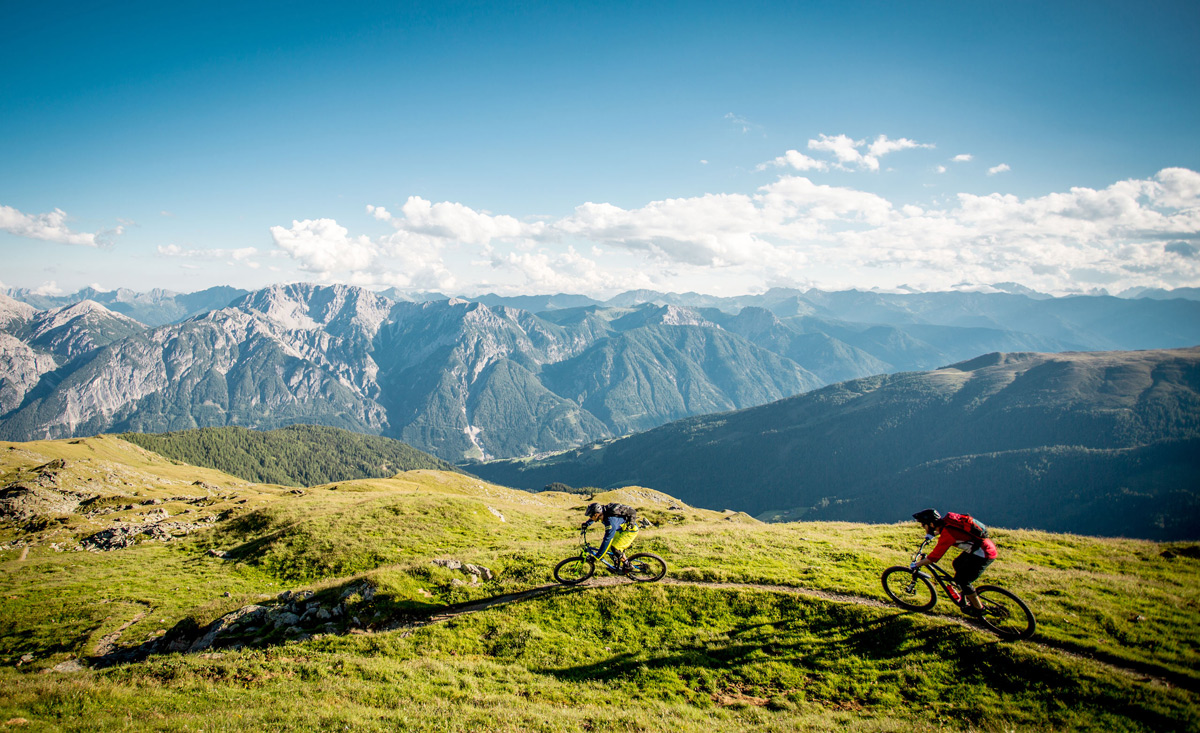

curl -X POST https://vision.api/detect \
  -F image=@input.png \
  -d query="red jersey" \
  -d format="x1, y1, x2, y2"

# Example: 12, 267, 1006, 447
927, 524, 998, 561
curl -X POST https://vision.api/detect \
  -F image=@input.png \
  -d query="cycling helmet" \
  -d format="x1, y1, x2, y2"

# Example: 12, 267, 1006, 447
585, 502, 603, 516
912, 508, 941, 524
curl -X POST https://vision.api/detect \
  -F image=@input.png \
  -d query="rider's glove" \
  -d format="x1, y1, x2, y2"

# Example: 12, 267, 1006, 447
580, 520, 591, 529
909, 561, 919, 570
924, 534, 935, 541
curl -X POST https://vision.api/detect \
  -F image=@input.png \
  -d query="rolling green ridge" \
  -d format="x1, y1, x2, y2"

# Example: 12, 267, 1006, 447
469, 347, 1200, 540
119, 425, 460, 486
0, 437, 1198, 731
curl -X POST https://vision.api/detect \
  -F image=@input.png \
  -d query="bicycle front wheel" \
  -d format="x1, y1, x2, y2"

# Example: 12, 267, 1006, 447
881, 566, 937, 611
625, 553, 667, 582
974, 585, 1036, 640
553, 556, 595, 585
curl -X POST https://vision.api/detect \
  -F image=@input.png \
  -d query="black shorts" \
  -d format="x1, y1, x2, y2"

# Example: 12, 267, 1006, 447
951, 553, 994, 594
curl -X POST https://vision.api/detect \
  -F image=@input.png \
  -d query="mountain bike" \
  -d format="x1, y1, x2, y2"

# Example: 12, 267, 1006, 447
553, 528, 667, 584
881, 535, 1036, 640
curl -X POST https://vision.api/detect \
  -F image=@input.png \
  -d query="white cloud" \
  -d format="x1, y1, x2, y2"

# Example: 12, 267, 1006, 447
806, 134, 933, 172
270, 211, 464, 290
484, 246, 658, 294
936, 165, 947, 174
988, 163, 1011, 176
809, 134, 869, 169
272, 162, 1200, 298
867, 135, 934, 158
395, 196, 539, 245
0, 205, 122, 246
758, 149, 829, 172
270, 219, 377, 273
1152, 167, 1200, 209
952, 154, 973, 163
366, 205, 392, 221
30, 281, 64, 296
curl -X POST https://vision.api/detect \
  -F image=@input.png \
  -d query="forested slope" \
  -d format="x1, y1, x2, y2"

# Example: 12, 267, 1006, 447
121, 424, 460, 486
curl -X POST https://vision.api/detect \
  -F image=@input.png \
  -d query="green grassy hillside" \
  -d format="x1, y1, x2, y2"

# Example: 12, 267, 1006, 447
0, 436, 1197, 731
120, 424, 460, 486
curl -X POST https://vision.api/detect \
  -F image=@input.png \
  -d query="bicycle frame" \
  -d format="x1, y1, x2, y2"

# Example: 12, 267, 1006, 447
576, 528, 624, 572
911, 536, 969, 605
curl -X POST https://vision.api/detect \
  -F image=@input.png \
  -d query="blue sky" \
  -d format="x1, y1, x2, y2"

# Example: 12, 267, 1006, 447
3, 0, 1199, 298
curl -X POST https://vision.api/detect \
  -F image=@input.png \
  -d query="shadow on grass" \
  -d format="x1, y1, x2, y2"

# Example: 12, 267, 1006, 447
85, 577, 594, 669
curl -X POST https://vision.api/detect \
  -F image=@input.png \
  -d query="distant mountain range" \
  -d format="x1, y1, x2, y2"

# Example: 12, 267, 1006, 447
2, 283, 1199, 467
469, 347, 1200, 540
3, 286, 251, 327
6, 283, 1199, 328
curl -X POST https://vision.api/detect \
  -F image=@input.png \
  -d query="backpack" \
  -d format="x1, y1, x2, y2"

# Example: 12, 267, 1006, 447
943, 512, 989, 544
605, 503, 638, 521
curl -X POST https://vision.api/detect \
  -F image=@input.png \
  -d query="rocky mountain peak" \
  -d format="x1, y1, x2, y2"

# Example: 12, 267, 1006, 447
232, 283, 394, 337
0, 293, 36, 331
612, 303, 719, 330
658, 304, 716, 327
30, 300, 140, 335
731, 306, 783, 334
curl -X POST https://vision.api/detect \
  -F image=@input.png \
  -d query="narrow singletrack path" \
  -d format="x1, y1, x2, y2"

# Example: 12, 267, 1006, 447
385, 574, 1192, 692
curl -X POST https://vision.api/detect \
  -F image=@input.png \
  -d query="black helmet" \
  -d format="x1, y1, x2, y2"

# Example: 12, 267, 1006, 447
585, 502, 603, 516
912, 508, 941, 524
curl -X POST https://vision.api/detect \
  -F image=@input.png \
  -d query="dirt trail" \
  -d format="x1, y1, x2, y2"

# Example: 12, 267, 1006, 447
389, 575, 1192, 692
94, 612, 147, 657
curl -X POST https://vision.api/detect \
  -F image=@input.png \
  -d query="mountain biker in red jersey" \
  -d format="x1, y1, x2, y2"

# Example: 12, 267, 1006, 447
909, 508, 997, 614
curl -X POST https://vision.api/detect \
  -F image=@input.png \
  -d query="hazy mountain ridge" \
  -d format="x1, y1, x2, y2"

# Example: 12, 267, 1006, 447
469, 347, 1200, 540
0, 285, 831, 460
2, 283, 1198, 463
3, 285, 249, 326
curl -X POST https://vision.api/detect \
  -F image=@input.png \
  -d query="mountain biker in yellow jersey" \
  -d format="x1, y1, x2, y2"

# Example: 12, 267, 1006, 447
909, 508, 997, 614
581, 502, 639, 571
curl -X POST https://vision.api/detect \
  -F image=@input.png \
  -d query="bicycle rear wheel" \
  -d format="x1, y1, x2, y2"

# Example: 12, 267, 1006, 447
625, 553, 667, 582
974, 585, 1036, 640
881, 566, 937, 611
553, 556, 596, 585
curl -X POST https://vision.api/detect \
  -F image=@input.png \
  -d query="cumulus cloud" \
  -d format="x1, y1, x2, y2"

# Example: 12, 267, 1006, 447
30, 281, 63, 296
366, 205, 392, 221
758, 150, 829, 172
1153, 167, 1200, 209
396, 196, 538, 245
988, 163, 1011, 176
560, 166, 1197, 294
0, 205, 122, 246
274, 163, 1200, 298
484, 246, 659, 294
805, 134, 933, 172
270, 219, 377, 273
952, 154, 973, 163
551, 176, 896, 270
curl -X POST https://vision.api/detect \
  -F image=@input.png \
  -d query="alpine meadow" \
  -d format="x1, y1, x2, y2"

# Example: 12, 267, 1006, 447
1, 435, 1199, 732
